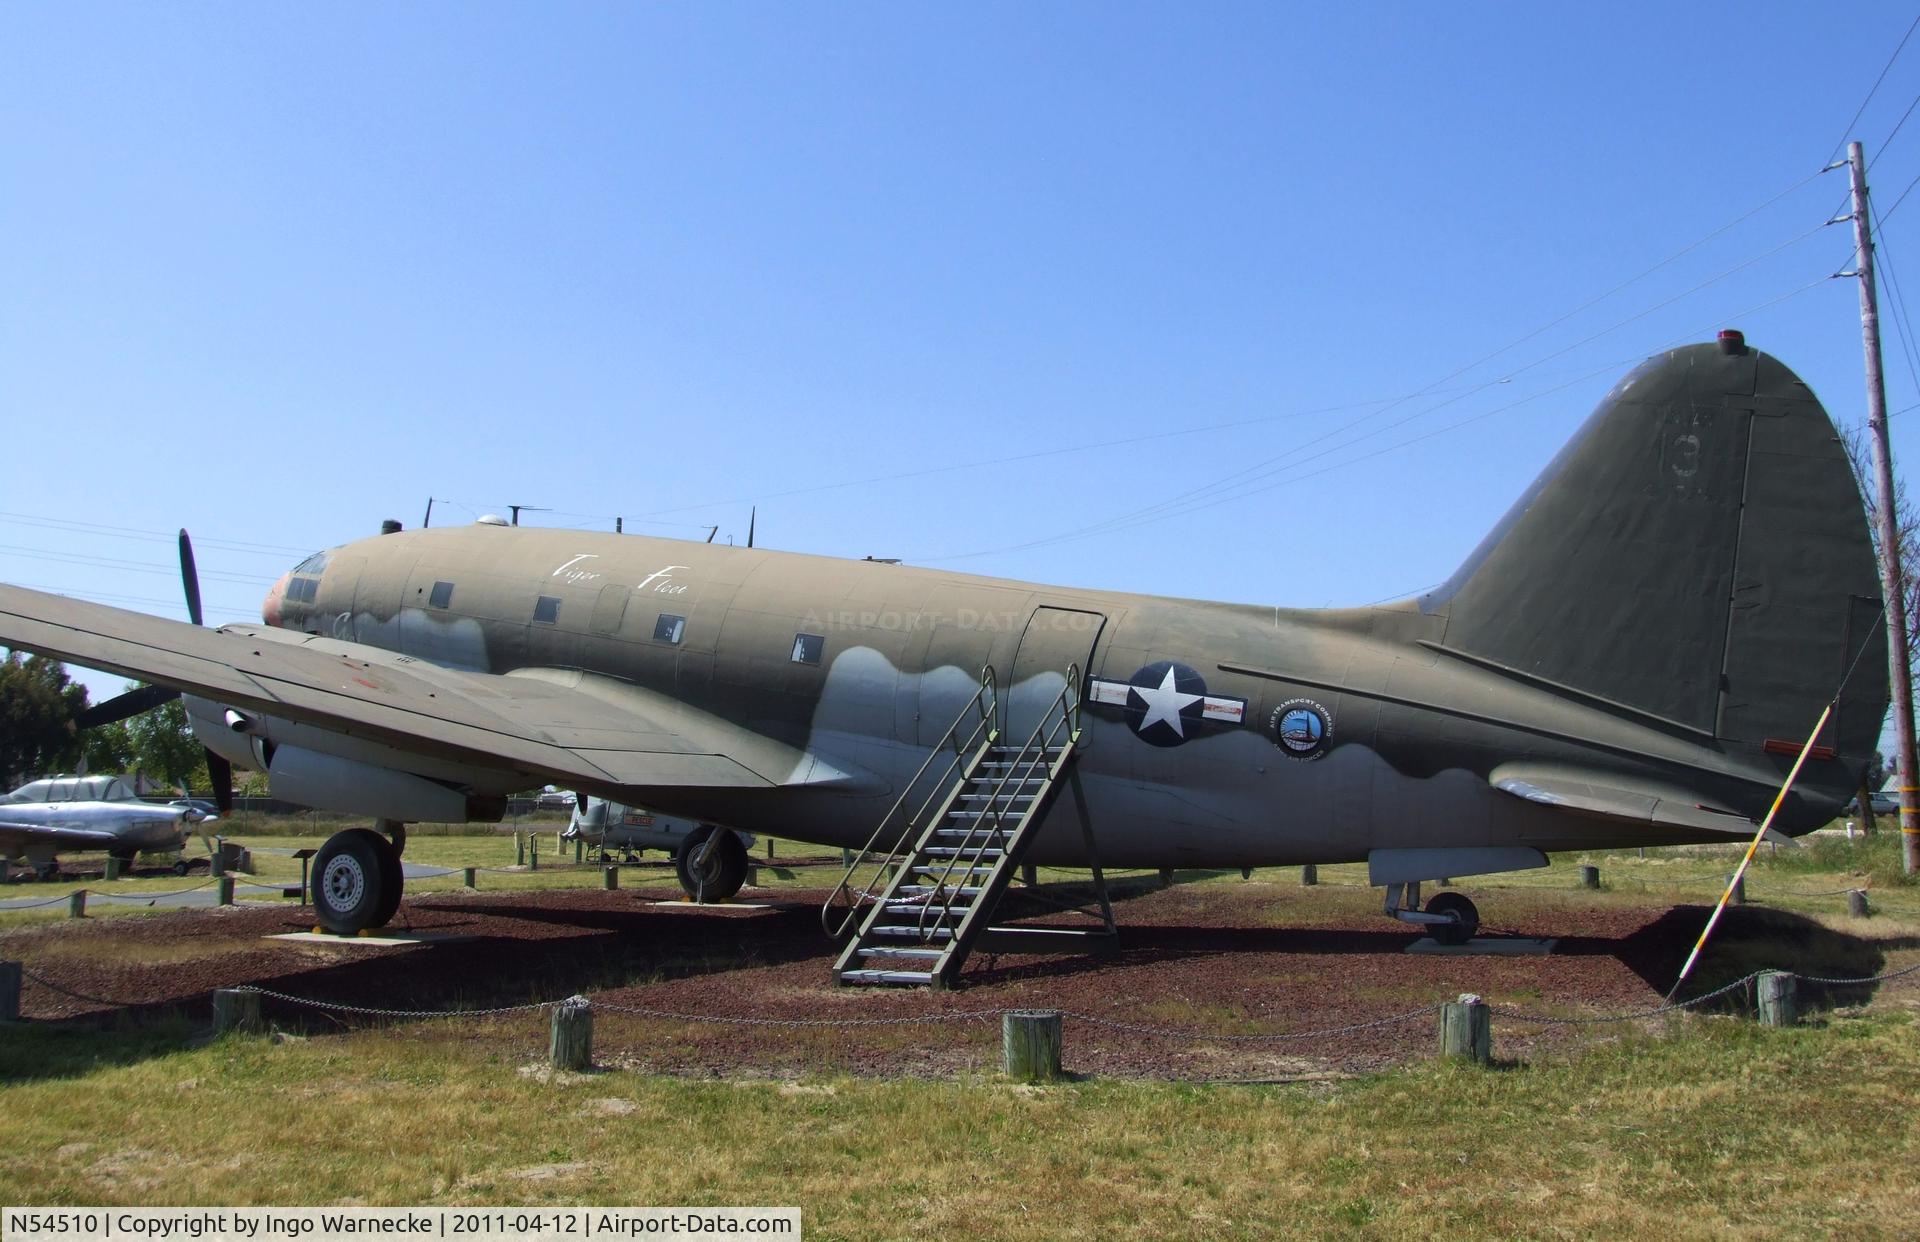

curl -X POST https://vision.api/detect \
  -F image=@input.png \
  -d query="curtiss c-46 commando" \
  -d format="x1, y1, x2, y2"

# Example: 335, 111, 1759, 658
0, 333, 1889, 984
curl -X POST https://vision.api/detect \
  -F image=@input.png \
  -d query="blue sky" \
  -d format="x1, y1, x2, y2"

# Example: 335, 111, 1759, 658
7, 3, 1920, 716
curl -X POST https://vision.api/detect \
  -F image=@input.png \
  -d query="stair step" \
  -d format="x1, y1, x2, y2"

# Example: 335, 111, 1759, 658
933, 829, 1007, 841
868, 925, 955, 940
947, 808, 1031, 819
837, 969, 935, 986
884, 903, 966, 919
899, 884, 984, 897
922, 846, 1005, 858
857, 945, 944, 960
915, 864, 997, 876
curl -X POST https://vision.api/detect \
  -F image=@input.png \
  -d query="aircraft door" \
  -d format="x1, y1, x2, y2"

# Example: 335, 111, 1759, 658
1005, 606, 1105, 742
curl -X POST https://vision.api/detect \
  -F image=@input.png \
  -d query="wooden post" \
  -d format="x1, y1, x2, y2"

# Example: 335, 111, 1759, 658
1849, 888, 1871, 918
1002, 1009, 1063, 1082
745, 863, 758, 889
1756, 971, 1800, 1027
516, 833, 526, 866
1300, 864, 1317, 886
550, 996, 592, 1071
217, 876, 234, 906
842, 848, 854, 867
212, 988, 262, 1035
530, 835, 539, 871
1021, 863, 1038, 887
1158, 867, 1174, 888
1438, 993, 1491, 1065
1728, 874, 1746, 905
574, 838, 584, 864
0, 960, 19, 1022
104, 856, 124, 881
1579, 865, 1600, 890
603, 865, 619, 891
766, 837, 775, 859
210, 847, 225, 878
462, 867, 477, 889
67, 890, 86, 919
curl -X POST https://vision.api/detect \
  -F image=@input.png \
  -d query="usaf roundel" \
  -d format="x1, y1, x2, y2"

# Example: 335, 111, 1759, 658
1088, 660, 1248, 748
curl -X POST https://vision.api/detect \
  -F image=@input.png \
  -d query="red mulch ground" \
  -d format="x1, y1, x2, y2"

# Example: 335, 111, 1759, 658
3, 879, 1899, 1079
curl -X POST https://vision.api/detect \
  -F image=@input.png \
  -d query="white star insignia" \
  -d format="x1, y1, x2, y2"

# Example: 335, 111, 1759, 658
1132, 665, 1203, 736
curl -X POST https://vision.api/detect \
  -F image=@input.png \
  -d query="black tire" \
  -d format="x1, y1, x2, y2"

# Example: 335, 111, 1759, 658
370, 831, 404, 928
172, 859, 191, 877
35, 862, 61, 882
675, 826, 747, 901
1425, 891, 1479, 945
312, 828, 400, 934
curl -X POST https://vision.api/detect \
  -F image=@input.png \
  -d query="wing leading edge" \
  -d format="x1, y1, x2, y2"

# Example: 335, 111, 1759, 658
0, 584, 843, 794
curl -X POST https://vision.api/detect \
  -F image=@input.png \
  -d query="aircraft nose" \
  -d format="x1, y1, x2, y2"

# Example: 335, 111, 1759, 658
264, 572, 289, 626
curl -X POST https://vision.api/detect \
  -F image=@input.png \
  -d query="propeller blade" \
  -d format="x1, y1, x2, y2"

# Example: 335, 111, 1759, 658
76, 683, 179, 728
205, 749, 233, 816
178, 529, 204, 626
747, 506, 756, 549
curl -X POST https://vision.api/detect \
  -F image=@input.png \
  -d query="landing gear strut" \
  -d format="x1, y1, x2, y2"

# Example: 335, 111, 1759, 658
311, 825, 406, 934
1384, 881, 1480, 945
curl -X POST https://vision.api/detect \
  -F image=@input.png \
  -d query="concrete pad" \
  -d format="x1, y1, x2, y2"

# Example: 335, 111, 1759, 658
1406, 936, 1558, 956
643, 900, 775, 913
266, 930, 478, 947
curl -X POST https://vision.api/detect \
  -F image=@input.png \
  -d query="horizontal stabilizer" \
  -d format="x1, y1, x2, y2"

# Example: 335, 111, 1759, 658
1491, 762, 1793, 846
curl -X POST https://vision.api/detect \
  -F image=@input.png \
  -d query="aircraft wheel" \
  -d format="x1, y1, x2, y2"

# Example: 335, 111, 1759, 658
1425, 891, 1479, 945
675, 826, 747, 901
36, 862, 61, 882
172, 859, 191, 877
312, 828, 402, 934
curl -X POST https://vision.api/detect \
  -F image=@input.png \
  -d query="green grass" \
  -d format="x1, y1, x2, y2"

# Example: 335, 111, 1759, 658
0, 1008, 1913, 1236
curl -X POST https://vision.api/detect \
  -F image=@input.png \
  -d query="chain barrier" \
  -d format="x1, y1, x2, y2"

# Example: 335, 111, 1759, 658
595, 1000, 1005, 1029
241, 986, 552, 1020
88, 880, 220, 903
20, 966, 140, 1008
1065, 1003, 1445, 1043
0, 893, 79, 909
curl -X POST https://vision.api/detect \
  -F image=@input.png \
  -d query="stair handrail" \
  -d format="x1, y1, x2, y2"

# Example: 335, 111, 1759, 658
912, 662, 1082, 936
821, 664, 999, 938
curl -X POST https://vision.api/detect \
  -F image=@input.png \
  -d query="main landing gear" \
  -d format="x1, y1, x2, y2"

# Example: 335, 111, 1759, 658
311, 819, 408, 935
1384, 881, 1480, 945
675, 825, 748, 902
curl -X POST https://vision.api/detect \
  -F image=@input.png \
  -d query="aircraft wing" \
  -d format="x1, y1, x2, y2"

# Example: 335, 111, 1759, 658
0, 821, 123, 853
1490, 762, 1794, 846
0, 584, 829, 792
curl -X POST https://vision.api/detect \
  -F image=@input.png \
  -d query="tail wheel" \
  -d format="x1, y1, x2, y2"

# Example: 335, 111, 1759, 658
1425, 891, 1479, 945
312, 828, 404, 934
675, 826, 747, 901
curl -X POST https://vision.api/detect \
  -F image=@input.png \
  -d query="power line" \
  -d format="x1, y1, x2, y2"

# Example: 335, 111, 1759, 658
0, 511, 312, 557
1826, 12, 1920, 168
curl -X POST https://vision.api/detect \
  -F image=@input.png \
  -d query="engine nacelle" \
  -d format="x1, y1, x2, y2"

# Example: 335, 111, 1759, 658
264, 744, 501, 823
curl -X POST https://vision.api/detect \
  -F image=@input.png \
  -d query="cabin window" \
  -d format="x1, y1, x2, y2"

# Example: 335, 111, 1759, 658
48, 781, 75, 802
533, 595, 562, 624
653, 613, 686, 644
790, 632, 825, 665
287, 577, 319, 603
429, 580, 455, 609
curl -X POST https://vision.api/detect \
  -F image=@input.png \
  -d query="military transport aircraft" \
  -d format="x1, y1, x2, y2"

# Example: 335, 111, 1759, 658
1, 774, 208, 880
0, 335, 1889, 984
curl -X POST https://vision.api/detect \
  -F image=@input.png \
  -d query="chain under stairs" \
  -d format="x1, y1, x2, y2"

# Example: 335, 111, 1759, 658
824, 664, 1116, 988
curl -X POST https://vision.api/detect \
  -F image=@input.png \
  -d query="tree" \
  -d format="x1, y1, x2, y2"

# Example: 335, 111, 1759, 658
0, 650, 88, 786
127, 697, 208, 793
82, 720, 137, 776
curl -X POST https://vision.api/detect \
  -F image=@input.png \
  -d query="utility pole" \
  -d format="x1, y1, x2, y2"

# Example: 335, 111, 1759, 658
1846, 140, 1920, 874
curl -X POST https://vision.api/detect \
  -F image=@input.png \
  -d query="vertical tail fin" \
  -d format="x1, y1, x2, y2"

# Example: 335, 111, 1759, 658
1421, 336, 1887, 766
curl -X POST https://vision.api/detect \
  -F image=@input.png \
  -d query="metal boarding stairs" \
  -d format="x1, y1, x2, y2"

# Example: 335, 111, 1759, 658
823, 663, 1116, 987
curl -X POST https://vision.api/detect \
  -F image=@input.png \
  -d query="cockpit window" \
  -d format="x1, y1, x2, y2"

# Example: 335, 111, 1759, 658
293, 550, 331, 575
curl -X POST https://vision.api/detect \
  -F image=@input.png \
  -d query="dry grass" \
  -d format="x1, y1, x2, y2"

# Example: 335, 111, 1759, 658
0, 1009, 1915, 1237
